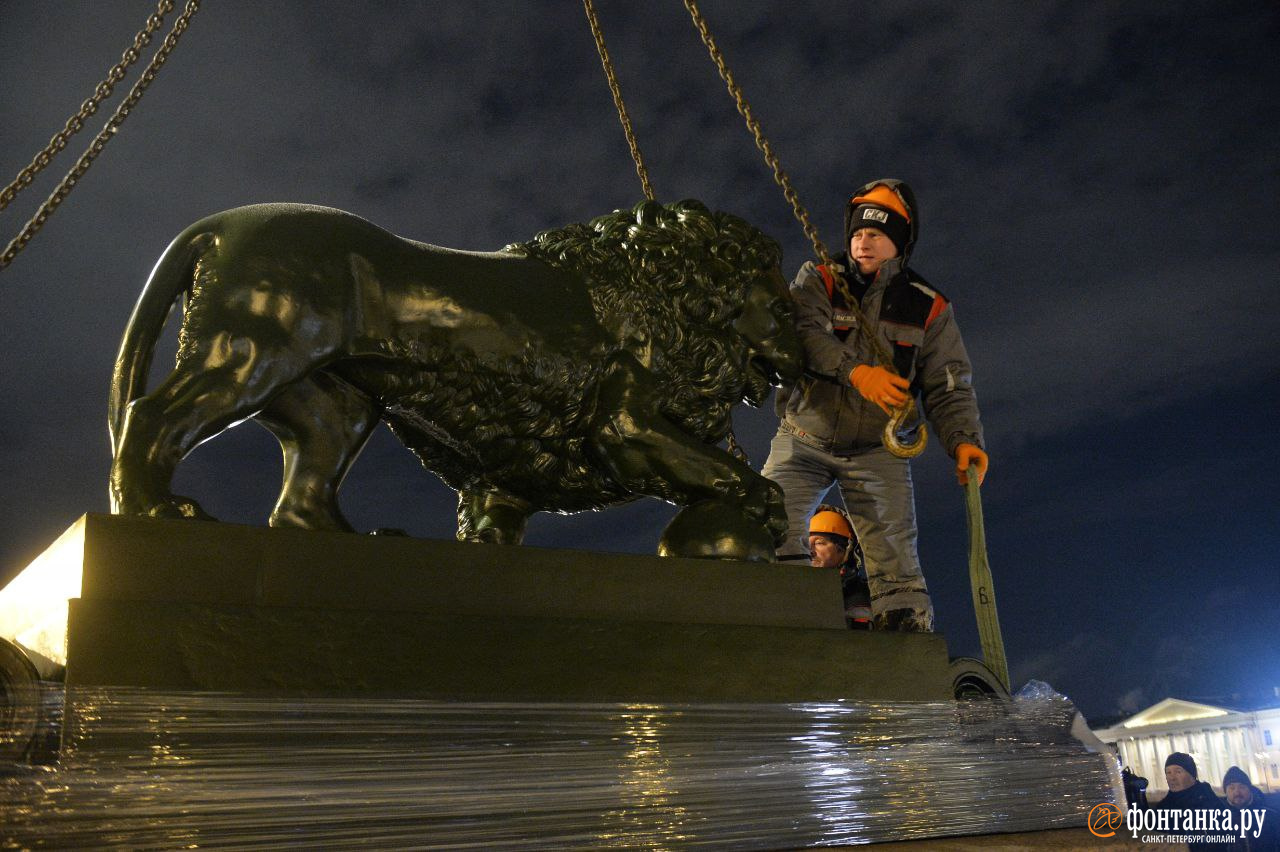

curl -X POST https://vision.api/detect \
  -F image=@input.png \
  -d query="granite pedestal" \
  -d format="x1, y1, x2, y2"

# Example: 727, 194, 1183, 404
4, 513, 952, 702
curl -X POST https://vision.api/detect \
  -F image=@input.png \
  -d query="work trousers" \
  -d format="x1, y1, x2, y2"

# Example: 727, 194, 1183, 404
760, 429, 933, 621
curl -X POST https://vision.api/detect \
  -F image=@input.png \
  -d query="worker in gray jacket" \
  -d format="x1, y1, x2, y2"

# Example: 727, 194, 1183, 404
761, 179, 988, 632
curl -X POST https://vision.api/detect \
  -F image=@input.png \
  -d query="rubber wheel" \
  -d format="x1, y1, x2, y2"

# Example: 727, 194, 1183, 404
0, 637, 42, 762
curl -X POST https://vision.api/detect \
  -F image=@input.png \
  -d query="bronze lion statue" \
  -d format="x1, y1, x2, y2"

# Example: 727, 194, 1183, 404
109, 199, 802, 560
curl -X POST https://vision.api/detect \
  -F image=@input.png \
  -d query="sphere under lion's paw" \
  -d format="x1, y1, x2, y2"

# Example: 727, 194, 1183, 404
657, 500, 776, 562
146, 495, 213, 521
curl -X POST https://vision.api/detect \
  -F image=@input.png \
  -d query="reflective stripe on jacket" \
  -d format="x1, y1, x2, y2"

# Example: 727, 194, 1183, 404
775, 254, 984, 456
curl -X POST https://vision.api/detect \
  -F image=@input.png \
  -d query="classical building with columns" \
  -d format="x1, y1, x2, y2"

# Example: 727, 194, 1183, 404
1094, 697, 1280, 793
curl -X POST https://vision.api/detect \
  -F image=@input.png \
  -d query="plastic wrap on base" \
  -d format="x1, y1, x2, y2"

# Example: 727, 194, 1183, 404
2, 682, 1119, 848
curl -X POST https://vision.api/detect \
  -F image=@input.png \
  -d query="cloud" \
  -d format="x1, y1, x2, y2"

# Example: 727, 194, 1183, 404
974, 253, 1276, 449
1011, 630, 1122, 708
1117, 688, 1148, 715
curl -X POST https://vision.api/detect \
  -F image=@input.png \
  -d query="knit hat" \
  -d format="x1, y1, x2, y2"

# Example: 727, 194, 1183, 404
1223, 766, 1251, 788
1165, 752, 1198, 779
847, 184, 911, 255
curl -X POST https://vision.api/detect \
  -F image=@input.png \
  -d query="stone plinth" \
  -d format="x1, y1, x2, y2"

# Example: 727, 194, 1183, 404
5, 514, 953, 702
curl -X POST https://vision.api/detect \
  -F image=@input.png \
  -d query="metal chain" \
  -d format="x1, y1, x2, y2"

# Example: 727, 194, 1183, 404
583, 2, 753, 461
0, 0, 203, 271
681, 0, 924, 458
725, 428, 747, 463
0, 0, 176, 213
680, 1, 831, 265
681, 0, 898, 367
582, 0, 656, 202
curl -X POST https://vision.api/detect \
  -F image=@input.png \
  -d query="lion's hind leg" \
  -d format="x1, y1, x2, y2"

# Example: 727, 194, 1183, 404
110, 333, 336, 521
257, 371, 379, 532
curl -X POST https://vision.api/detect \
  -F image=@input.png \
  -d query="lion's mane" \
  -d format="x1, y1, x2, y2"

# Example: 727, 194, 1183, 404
379, 199, 782, 512
516, 199, 782, 442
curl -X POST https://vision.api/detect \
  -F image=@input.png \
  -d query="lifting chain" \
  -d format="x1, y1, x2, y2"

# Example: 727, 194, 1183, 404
584, 0, 756, 463
681, 0, 925, 458
582, 0, 655, 202
0, 0, 203, 271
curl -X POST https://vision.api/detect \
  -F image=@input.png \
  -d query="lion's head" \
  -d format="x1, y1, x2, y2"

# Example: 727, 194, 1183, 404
515, 199, 801, 442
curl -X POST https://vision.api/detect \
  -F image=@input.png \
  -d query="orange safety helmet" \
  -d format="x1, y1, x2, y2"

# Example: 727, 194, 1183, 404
849, 183, 911, 221
809, 509, 853, 542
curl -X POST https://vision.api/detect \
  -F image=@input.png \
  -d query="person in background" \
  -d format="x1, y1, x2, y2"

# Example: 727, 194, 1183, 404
1153, 752, 1223, 846
1222, 765, 1279, 851
1122, 765, 1149, 809
808, 504, 870, 629
1156, 752, 1220, 810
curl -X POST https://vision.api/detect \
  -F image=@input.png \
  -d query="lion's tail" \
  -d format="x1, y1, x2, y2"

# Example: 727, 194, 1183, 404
108, 229, 215, 454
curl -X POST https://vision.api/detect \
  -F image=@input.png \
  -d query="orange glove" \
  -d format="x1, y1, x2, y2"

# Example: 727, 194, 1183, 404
955, 443, 989, 486
849, 364, 909, 415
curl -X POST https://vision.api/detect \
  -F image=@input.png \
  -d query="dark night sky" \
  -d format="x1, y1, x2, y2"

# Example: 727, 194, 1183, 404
1, 0, 1276, 722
